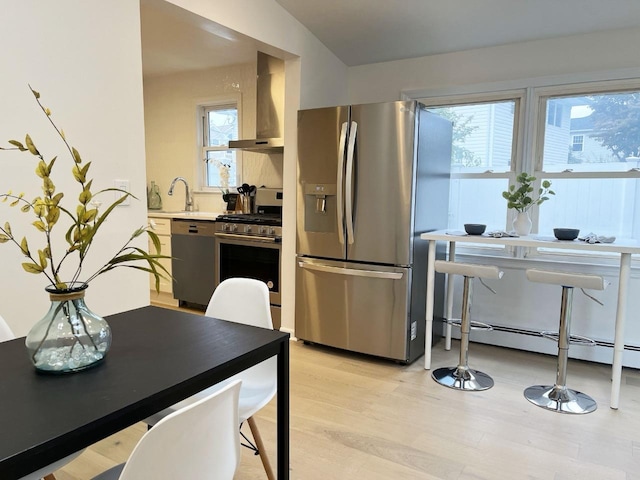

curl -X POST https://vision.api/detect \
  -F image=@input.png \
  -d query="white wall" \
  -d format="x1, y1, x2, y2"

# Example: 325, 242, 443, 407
165, 0, 349, 109
348, 27, 640, 103
164, 0, 349, 334
0, 1, 149, 335
347, 27, 640, 366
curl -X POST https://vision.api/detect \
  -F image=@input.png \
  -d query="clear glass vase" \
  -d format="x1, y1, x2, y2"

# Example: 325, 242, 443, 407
25, 283, 111, 373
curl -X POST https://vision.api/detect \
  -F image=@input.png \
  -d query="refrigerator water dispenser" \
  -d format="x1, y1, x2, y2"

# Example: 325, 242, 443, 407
304, 183, 336, 232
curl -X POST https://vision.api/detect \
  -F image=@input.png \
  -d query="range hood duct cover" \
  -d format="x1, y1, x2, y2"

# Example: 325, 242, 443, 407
228, 52, 284, 152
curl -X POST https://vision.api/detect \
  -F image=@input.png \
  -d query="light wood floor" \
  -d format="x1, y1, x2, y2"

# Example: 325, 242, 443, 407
55, 338, 640, 480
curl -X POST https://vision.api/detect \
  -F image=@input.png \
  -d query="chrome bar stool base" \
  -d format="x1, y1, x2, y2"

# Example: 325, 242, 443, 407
524, 384, 597, 414
432, 366, 494, 391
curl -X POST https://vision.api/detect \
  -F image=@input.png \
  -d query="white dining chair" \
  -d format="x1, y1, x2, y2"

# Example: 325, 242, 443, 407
145, 277, 277, 480
92, 379, 242, 480
0, 313, 85, 480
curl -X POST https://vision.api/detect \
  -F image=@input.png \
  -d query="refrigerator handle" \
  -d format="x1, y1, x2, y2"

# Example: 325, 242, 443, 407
298, 261, 403, 280
345, 121, 357, 244
336, 122, 348, 245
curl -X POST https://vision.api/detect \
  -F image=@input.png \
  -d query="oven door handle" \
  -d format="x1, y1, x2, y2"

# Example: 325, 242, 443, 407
215, 233, 281, 243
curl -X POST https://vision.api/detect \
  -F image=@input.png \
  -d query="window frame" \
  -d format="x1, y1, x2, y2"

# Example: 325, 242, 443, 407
571, 135, 584, 152
408, 77, 640, 263
196, 97, 242, 193
420, 90, 526, 255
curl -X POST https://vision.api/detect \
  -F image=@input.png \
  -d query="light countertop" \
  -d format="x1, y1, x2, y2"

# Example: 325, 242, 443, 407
147, 210, 223, 221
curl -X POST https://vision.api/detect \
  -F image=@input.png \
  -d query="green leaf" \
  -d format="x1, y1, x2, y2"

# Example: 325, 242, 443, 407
130, 226, 146, 239
79, 193, 128, 256
46, 206, 60, 225
20, 237, 29, 256
3, 222, 11, 235
72, 164, 84, 183
43, 176, 55, 195
38, 249, 48, 269
147, 229, 162, 254
20, 204, 30, 213
83, 208, 97, 223
78, 188, 92, 205
22, 262, 43, 274
32, 220, 46, 232
47, 156, 57, 175
33, 199, 45, 217
36, 160, 48, 178
8, 140, 26, 150
25, 134, 39, 156
80, 161, 91, 179
0, 234, 9, 243
52, 192, 64, 206
72, 147, 82, 164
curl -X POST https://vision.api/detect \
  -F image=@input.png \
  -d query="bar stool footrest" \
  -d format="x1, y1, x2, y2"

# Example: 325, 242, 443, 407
540, 331, 596, 346
447, 318, 493, 331
523, 384, 597, 414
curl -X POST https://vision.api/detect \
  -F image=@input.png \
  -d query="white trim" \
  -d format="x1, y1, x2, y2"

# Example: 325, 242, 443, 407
194, 94, 243, 191
403, 67, 640, 101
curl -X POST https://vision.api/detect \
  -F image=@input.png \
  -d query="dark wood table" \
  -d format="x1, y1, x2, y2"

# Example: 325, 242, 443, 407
0, 306, 290, 479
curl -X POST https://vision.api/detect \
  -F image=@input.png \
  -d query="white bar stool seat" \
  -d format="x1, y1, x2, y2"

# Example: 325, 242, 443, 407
431, 260, 503, 391
524, 268, 606, 414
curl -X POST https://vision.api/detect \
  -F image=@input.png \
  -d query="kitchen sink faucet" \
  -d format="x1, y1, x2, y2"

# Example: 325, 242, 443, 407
168, 177, 193, 211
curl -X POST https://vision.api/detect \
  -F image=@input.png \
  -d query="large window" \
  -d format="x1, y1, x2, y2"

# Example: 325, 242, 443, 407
426, 93, 522, 232
421, 82, 640, 243
200, 103, 240, 189
537, 89, 640, 239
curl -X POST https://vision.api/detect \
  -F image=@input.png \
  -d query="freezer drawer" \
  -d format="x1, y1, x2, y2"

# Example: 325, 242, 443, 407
295, 258, 414, 361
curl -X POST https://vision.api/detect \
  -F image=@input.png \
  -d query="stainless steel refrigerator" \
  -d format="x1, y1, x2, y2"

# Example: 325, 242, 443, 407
295, 100, 452, 364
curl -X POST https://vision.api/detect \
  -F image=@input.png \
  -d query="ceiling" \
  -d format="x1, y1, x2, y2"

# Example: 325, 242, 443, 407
275, 0, 640, 66
140, 0, 259, 77
141, 0, 640, 76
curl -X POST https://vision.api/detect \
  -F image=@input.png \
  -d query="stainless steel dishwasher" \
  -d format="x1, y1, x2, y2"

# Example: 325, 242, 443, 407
171, 219, 216, 308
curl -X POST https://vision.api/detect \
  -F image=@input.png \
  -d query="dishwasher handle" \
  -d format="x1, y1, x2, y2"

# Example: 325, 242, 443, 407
171, 219, 216, 236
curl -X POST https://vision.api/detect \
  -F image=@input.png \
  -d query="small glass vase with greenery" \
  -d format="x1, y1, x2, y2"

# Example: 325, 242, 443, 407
0, 86, 170, 372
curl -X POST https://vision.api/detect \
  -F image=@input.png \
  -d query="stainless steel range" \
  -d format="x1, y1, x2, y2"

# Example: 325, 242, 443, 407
214, 188, 283, 329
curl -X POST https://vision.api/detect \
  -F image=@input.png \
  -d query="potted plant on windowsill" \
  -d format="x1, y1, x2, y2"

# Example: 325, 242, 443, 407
0, 86, 170, 373
502, 172, 554, 236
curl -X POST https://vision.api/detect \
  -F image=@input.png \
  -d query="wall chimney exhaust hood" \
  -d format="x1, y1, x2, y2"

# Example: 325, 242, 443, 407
228, 52, 284, 152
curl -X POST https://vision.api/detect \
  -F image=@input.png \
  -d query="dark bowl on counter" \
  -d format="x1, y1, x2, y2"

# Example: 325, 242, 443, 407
553, 228, 580, 241
464, 223, 486, 235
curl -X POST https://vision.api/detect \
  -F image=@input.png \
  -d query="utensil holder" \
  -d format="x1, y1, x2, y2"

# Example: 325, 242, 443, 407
241, 195, 254, 214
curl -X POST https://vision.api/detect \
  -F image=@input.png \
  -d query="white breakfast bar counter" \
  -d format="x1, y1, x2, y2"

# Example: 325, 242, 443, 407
420, 230, 640, 409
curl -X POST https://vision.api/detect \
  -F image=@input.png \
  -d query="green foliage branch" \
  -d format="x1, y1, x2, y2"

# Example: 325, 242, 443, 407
0, 86, 170, 292
502, 172, 555, 213
588, 93, 640, 161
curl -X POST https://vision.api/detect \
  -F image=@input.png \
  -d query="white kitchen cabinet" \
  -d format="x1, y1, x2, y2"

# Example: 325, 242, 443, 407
148, 215, 178, 306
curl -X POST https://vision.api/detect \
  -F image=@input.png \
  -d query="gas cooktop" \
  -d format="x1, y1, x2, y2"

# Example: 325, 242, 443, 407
215, 213, 282, 226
